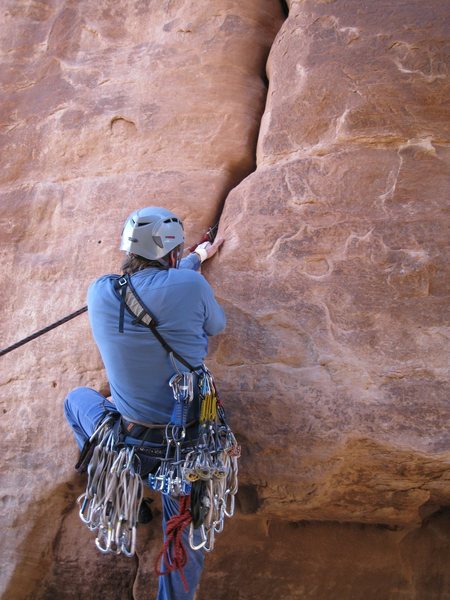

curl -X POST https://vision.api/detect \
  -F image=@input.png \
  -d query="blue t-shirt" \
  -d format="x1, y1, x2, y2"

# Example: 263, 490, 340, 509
87, 254, 226, 424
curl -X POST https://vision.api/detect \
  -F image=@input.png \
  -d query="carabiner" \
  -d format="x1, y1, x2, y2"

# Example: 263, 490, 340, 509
203, 526, 215, 552
78, 493, 91, 524
95, 526, 110, 554
189, 522, 207, 551
121, 526, 136, 557
224, 492, 235, 518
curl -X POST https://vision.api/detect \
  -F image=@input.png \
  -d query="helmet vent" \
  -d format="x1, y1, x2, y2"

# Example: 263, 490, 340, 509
153, 235, 163, 248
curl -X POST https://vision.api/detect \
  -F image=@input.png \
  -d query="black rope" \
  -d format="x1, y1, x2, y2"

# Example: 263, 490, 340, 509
0, 306, 88, 357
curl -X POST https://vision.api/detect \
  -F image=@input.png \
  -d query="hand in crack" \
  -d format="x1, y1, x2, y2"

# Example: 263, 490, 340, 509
195, 237, 224, 262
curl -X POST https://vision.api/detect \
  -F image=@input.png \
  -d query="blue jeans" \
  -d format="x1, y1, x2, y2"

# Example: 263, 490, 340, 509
64, 386, 205, 600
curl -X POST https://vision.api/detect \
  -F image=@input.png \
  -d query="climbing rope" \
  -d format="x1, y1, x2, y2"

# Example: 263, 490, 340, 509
0, 222, 219, 359
154, 495, 192, 592
0, 306, 88, 357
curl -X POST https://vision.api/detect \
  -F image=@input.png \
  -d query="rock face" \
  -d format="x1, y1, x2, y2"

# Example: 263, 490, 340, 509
26, 506, 450, 600
1, 0, 450, 598
208, 0, 450, 528
0, 2, 283, 598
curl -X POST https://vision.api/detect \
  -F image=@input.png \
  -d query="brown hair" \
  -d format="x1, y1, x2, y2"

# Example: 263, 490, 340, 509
121, 254, 167, 275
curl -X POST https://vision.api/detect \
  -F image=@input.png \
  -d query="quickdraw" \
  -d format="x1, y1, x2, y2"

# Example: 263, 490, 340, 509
183, 368, 240, 552
76, 369, 239, 560
149, 366, 240, 552
77, 418, 144, 557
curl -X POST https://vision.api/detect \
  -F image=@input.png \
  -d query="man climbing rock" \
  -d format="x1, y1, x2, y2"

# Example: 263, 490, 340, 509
64, 206, 225, 599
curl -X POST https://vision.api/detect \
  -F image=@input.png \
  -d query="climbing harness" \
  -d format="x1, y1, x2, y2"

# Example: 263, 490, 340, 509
148, 367, 240, 509
76, 370, 239, 560
76, 266, 239, 577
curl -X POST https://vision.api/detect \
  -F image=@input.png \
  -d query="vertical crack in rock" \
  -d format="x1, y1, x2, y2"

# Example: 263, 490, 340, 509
0, 2, 288, 599
131, 6, 289, 597
280, 0, 290, 18
209, 1, 289, 236
207, 0, 450, 544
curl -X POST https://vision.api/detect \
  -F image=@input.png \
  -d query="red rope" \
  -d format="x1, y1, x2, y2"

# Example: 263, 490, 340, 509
155, 495, 192, 592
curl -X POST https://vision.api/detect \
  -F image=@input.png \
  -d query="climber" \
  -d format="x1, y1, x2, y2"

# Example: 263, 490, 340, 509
64, 206, 225, 600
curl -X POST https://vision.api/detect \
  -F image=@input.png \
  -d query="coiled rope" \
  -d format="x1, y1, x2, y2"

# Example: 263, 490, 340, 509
154, 495, 192, 592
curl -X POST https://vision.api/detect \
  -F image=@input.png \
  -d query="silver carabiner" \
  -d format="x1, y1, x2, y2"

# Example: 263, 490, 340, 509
78, 493, 91, 524
203, 525, 215, 552
95, 526, 110, 554
121, 526, 136, 557
189, 522, 207, 551
224, 492, 235, 518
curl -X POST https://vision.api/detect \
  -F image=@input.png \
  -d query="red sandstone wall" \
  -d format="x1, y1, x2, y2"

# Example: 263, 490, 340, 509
1, 0, 450, 598
208, 0, 450, 527
0, 2, 283, 597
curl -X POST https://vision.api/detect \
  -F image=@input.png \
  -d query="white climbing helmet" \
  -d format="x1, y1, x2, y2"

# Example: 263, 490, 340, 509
120, 206, 184, 263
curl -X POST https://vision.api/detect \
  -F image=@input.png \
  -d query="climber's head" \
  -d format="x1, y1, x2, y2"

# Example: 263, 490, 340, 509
120, 206, 184, 272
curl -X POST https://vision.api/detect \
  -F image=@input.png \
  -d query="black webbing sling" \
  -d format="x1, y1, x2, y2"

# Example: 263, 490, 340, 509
114, 274, 202, 373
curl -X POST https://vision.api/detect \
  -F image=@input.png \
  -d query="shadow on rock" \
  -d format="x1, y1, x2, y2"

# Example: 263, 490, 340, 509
3, 474, 141, 600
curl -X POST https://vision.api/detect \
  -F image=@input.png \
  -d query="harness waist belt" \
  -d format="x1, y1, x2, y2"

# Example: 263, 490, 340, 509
122, 418, 198, 443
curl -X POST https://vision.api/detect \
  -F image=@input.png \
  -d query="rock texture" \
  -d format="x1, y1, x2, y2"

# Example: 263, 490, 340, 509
208, 0, 450, 529
27, 506, 450, 600
0, 2, 283, 598
1, 0, 450, 598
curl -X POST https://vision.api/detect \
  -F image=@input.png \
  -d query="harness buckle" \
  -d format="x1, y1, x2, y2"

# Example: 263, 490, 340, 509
118, 276, 128, 287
